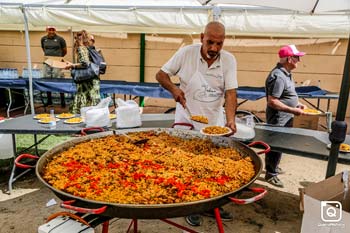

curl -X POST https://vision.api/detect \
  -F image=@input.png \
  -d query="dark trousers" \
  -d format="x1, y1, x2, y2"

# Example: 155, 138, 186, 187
265, 118, 293, 178
265, 150, 282, 177
47, 92, 65, 106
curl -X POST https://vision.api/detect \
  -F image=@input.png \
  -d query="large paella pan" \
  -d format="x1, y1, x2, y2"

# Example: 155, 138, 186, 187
36, 128, 268, 219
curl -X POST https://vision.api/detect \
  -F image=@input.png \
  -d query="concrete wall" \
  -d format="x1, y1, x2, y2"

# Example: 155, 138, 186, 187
0, 31, 348, 116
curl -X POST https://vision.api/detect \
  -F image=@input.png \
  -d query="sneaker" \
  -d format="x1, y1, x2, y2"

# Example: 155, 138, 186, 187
185, 214, 203, 226
202, 207, 233, 221
265, 176, 284, 188
276, 167, 285, 174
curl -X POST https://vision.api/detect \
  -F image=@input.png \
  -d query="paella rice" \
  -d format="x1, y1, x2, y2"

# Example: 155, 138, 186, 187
303, 109, 321, 114
202, 126, 230, 135
57, 113, 75, 119
42, 131, 256, 204
64, 117, 83, 124
190, 115, 208, 124
34, 113, 50, 119
340, 143, 350, 152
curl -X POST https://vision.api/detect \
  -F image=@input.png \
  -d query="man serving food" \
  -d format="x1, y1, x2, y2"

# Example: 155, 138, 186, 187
156, 21, 238, 132
156, 21, 238, 226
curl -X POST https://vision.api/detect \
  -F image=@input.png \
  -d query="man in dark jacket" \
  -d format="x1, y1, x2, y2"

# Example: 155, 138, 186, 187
41, 26, 67, 107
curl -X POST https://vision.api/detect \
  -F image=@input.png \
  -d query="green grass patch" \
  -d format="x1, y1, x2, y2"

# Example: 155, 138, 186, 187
16, 134, 73, 155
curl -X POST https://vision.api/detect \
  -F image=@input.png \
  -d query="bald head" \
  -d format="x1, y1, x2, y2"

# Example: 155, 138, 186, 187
204, 21, 225, 37
201, 21, 226, 61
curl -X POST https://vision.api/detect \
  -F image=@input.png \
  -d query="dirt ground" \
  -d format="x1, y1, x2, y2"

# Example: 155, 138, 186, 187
0, 152, 349, 233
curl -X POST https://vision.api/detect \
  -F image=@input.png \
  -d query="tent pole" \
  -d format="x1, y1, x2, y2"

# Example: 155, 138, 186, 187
139, 33, 145, 107
21, 6, 35, 114
326, 37, 350, 178
70, 28, 75, 63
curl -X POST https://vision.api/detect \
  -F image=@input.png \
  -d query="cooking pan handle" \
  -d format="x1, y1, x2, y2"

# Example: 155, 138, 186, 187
80, 127, 105, 136
229, 187, 267, 205
171, 122, 194, 130
14, 154, 39, 169
46, 211, 91, 227
61, 200, 107, 214
247, 141, 270, 155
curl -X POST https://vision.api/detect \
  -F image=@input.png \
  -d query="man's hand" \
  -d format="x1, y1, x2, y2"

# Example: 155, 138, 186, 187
172, 88, 186, 108
294, 107, 305, 116
296, 103, 306, 109
226, 120, 237, 134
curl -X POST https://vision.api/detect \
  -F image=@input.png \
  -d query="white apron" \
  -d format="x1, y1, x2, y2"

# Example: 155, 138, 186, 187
175, 55, 225, 130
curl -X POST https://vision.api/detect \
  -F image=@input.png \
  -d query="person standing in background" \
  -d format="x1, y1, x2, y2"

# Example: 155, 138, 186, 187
264, 44, 310, 187
41, 26, 67, 107
65, 30, 100, 114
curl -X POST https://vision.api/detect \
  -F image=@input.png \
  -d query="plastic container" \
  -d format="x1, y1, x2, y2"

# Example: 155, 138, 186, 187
22, 68, 42, 79
49, 109, 56, 129
0, 134, 14, 159
0, 68, 19, 79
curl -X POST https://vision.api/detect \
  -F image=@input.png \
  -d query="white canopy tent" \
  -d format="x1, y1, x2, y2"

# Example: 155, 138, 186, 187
201, 0, 350, 13
0, 1, 348, 108
0, 1, 349, 37
1, 1, 349, 113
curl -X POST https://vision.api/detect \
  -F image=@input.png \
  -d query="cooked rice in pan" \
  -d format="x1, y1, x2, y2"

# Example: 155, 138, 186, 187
42, 131, 256, 204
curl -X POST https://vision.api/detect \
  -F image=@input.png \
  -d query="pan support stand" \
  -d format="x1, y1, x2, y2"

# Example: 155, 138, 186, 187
125, 208, 224, 233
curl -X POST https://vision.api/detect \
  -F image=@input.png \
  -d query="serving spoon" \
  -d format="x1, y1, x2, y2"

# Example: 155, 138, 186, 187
120, 133, 149, 145
185, 106, 208, 124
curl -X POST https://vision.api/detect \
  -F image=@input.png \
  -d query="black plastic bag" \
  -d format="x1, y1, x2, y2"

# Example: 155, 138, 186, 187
71, 62, 99, 84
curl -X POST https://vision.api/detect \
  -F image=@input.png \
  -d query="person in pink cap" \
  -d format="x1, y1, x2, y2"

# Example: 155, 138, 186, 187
264, 44, 309, 187
41, 26, 67, 107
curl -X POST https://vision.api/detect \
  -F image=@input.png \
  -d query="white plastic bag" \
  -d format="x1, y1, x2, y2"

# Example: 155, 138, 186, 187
116, 98, 142, 128
83, 97, 111, 127
232, 115, 256, 141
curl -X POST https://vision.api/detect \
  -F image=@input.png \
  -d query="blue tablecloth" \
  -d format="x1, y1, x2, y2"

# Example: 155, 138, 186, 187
296, 86, 327, 96
237, 86, 266, 101
0, 78, 334, 101
0, 79, 27, 89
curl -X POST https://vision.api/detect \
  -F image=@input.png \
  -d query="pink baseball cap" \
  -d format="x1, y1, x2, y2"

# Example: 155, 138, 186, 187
279, 45, 305, 58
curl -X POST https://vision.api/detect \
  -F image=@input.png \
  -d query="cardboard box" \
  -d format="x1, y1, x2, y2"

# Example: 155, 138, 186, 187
44, 56, 72, 69
293, 114, 319, 130
299, 171, 350, 233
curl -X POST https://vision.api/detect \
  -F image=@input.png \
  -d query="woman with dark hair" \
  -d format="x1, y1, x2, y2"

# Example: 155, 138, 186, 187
66, 30, 100, 114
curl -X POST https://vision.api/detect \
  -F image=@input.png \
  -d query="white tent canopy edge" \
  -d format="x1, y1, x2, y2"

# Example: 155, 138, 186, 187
0, 1, 349, 38
202, 0, 350, 13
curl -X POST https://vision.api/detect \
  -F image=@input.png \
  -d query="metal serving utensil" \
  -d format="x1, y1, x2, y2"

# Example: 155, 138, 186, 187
121, 133, 149, 145
185, 106, 208, 124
